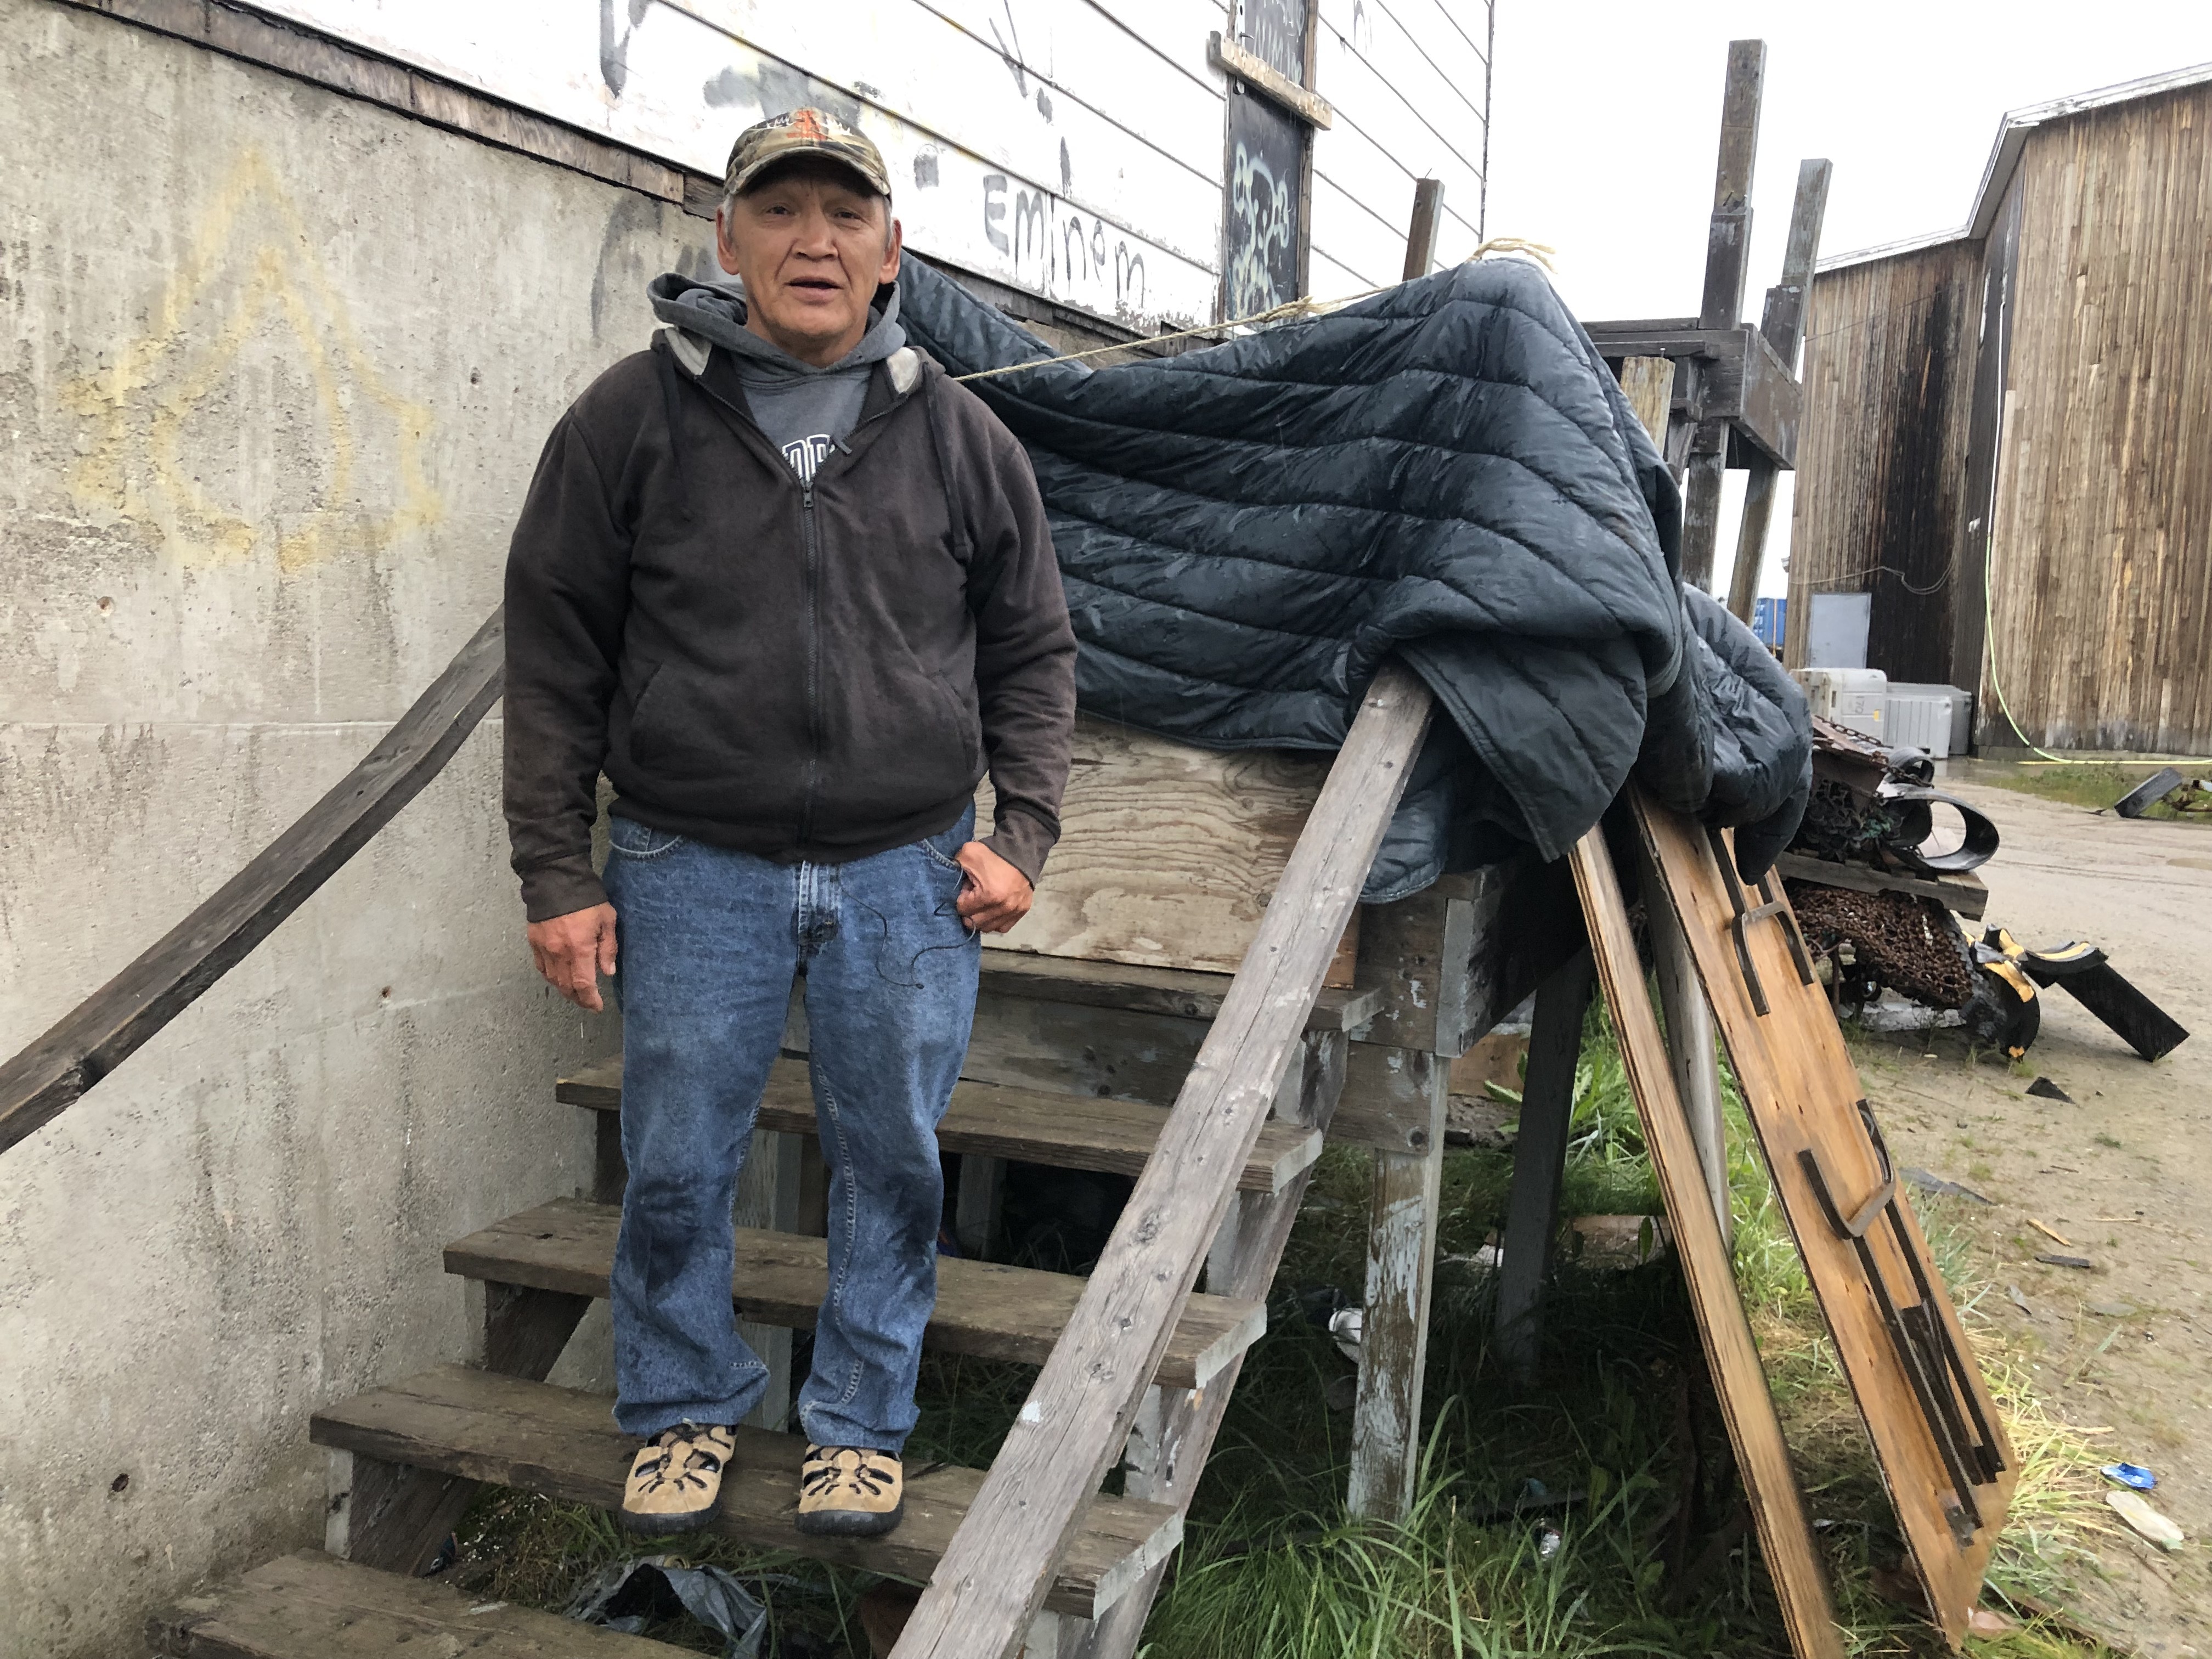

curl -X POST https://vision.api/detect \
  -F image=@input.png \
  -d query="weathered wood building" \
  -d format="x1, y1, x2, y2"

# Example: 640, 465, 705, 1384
1787, 64, 2212, 754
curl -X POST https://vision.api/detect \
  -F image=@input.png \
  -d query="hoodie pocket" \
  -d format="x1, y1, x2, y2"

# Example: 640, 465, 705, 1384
926, 668, 983, 777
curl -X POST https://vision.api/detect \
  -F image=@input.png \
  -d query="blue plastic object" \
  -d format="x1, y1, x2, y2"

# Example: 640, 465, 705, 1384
2101, 1463, 2158, 1491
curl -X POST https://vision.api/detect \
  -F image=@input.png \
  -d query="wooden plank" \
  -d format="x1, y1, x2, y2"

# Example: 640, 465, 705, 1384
1637, 795, 2014, 1647
1771, 853, 1988, 920
1310, 19, 1485, 242
1209, 30, 1333, 127
1073, 1030, 1351, 1659
1726, 459, 1781, 623
0, 607, 504, 1156
1617, 355, 1677, 446
1345, 1076, 1445, 1519
1569, 821, 1843, 1659
1403, 176, 1446, 280
1646, 856, 1730, 1244
148, 1550, 687, 1658
445, 1200, 1265, 1390
1329, 1042, 1447, 1155
555, 1056, 1321, 1195
981, 717, 1331, 975
1700, 39, 1767, 331
1351, 884, 1475, 1055
972, 952, 1380, 1030
1492, 949, 1595, 1384
1681, 445, 1727, 591
890, 664, 1433, 1659
311, 1366, 1181, 1622
1762, 159, 1834, 374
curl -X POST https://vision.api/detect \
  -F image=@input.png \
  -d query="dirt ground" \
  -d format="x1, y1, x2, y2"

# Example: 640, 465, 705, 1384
1852, 770, 2210, 1657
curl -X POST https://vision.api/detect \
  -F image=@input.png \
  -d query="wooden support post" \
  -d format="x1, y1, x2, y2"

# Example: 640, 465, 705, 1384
1725, 157, 1831, 622
328, 1284, 589, 1574
1492, 949, 1595, 1385
1681, 444, 1728, 592
1403, 177, 1445, 281
1071, 1032, 1348, 1659
1346, 1069, 1445, 1519
1684, 38, 1764, 594
1645, 855, 1730, 1246
1699, 40, 1766, 332
891, 667, 1431, 1659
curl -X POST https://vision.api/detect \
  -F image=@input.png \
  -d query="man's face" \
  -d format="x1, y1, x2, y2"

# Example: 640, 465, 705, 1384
716, 161, 903, 367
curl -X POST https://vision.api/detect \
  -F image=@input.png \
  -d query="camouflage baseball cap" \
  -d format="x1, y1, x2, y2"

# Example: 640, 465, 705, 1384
724, 107, 891, 199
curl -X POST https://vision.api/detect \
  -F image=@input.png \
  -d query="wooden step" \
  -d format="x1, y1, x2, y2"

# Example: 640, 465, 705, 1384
975, 950, 1381, 1027
148, 1549, 688, 1657
448, 1198, 1262, 1389
311, 1365, 1180, 1621
556, 1057, 1322, 1195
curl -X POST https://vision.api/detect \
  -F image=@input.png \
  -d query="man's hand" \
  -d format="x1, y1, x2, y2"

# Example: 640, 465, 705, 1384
953, 841, 1032, 934
528, 902, 618, 1011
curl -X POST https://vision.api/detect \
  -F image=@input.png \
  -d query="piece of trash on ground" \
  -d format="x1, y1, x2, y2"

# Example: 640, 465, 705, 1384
2106, 1489, 2185, 1551
2101, 1462, 2157, 1489
2006, 1284, 2034, 1317
2111, 766, 2186, 818
2027, 1217, 2074, 1247
1327, 1305, 1364, 1363
563, 1556, 768, 1659
1905, 1167, 1992, 1204
2025, 1076, 2074, 1103
1537, 1525, 1562, 1560
2035, 1252, 2094, 1269
1967, 1606, 2020, 1637
2087, 1300, 2138, 1318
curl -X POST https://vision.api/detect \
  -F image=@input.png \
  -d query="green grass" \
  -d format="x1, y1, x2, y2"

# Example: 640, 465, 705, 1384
446, 1003, 2120, 1657
1965, 760, 2210, 824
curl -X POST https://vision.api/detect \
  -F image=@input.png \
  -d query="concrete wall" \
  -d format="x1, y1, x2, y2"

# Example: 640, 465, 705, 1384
0, 3, 705, 1651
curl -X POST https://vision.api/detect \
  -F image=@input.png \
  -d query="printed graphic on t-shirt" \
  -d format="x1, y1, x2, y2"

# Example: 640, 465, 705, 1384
783, 433, 833, 483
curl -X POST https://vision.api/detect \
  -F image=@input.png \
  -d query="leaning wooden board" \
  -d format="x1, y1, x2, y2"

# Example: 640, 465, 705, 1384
1635, 791, 2015, 1649
1568, 826, 1846, 1659
978, 715, 1330, 975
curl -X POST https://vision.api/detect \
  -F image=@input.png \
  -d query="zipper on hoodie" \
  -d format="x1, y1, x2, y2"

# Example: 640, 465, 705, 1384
798, 479, 823, 846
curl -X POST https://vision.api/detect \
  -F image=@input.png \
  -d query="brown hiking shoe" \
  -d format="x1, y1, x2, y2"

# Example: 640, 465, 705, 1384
795, 1444, 904, 1537
620, 1422, 735, 1536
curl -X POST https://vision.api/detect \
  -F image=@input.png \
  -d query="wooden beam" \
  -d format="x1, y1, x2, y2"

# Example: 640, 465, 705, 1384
1761, 159, 1833, 374
1700, 40, 1767, 331
1770, 853, 1988, 920
1569, 823, 1844, 1659
1072, 1032, 1348, 1659
889, 665, 1433, 1659
0, 607, 505, 1156
1491, 949, 1595, 1384
1726, 158, 1831, 621
1207, 30, 1334, 129
1681, 447, 1728, 591
1645, 853, 1730, 1245
1346, 1071, 1446, 1517
1402, 178, 1446, 281
1725, 460, 1780, 623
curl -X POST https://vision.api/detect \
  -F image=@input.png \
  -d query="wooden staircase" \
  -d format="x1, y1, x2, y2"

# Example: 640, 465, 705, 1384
154, 926, 1387, 1657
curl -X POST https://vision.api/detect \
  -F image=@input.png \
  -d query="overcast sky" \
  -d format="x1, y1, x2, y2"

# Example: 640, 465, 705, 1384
1480, 1, 2212, 599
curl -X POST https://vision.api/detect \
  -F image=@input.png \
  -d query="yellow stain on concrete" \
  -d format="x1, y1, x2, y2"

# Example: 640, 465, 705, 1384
66, 150, 442, 571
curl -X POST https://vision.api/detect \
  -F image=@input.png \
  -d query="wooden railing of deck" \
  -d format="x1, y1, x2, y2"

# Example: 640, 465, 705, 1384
0, 608, 506, 1156
890, 662, 1435, 1659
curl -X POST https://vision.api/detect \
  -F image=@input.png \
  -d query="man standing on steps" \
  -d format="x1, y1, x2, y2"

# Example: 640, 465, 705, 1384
500, 109, 1076, 1541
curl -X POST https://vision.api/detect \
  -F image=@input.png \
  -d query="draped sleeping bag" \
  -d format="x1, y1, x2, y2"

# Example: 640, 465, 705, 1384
896, 254, 1810, 899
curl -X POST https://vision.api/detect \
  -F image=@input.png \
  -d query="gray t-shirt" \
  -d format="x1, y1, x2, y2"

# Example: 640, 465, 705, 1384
647, 270, 907, 485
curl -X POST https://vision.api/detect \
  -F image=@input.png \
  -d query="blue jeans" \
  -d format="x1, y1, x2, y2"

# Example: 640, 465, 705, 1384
601, 805, 980, 1452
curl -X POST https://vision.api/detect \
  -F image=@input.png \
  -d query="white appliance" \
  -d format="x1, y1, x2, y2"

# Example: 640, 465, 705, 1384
1884, 684, 1974, 757
1792, 667, 1888, 740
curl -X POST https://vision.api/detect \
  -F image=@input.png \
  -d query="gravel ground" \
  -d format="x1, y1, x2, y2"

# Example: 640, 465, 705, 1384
1853, 775, 2210, 1657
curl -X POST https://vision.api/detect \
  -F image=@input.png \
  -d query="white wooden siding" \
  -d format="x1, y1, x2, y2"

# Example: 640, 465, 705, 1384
240, 0, 1488, 329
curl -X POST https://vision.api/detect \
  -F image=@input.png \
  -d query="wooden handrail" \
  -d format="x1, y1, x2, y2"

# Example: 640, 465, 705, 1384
890, 662, 1435, 1659
0, 607, 506, 1156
